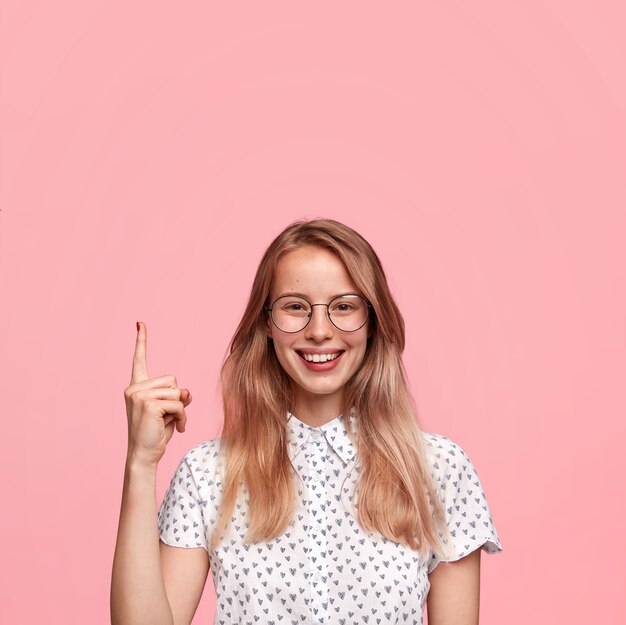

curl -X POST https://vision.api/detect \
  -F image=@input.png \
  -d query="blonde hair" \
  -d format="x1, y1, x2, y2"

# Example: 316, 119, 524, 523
211, 218, 450, 557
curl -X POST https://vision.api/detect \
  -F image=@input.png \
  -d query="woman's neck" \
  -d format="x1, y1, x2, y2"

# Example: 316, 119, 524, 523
292, 394, 344, 427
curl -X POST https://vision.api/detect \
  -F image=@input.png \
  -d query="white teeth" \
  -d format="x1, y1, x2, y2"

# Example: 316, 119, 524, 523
301, 352, 341, 363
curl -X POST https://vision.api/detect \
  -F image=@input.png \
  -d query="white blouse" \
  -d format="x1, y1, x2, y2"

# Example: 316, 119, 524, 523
158, 412, 503, 624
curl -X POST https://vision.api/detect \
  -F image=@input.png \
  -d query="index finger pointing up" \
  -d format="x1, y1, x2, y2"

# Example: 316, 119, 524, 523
131, 321, 149, 384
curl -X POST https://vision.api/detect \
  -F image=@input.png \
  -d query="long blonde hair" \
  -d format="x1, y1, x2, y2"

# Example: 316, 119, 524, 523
211, 218, 450, 557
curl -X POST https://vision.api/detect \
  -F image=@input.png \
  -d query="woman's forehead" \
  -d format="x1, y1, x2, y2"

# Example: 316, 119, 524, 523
271, 246, 357, 295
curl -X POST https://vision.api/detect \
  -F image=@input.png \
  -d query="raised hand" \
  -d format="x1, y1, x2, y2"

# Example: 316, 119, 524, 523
123, 322, 192, 467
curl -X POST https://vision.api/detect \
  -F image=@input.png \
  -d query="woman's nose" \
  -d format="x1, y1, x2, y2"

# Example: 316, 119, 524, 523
304, 305, 334, 341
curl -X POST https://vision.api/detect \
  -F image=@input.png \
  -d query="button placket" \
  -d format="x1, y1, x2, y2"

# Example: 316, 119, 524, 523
305, 430, 330, 623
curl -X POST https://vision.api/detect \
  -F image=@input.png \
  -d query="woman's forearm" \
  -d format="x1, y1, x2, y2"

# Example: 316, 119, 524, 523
110, 459, 174, 625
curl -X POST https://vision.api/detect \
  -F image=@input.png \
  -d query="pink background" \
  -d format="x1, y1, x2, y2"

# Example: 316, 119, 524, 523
1, 2, 624, 623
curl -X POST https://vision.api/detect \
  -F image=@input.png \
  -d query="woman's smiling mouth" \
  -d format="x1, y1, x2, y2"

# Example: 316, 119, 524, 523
296, 350, 345, 369
298, 350, 343, 362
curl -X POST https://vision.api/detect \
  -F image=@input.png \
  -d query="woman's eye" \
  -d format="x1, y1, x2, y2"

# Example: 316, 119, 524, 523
334, 303, 354, 312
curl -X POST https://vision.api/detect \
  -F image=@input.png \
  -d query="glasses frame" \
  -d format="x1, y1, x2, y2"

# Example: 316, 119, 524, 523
265, 293, 372, 334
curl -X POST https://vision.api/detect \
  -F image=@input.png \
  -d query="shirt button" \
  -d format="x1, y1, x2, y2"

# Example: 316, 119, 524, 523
310, 430, 322, 441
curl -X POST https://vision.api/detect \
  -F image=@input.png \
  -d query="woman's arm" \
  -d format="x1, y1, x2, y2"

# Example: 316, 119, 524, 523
426, 548, 481, 625
110, 460, 174, 625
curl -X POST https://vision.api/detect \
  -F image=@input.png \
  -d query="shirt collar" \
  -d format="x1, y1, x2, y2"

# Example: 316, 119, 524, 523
286, 410, 358, 465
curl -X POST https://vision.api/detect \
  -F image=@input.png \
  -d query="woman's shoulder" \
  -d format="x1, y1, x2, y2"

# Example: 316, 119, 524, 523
175, 436, 226, 480
421, 430, 467, 456
419, 431, 476, 478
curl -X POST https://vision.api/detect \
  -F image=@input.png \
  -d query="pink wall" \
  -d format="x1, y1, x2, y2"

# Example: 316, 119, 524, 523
1, 2, 624, 623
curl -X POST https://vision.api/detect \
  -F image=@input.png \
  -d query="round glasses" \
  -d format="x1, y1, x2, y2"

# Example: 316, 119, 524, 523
266, 294, 371, 333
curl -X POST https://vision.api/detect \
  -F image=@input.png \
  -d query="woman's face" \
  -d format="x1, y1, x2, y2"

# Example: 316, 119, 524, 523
266, 245, 370, 420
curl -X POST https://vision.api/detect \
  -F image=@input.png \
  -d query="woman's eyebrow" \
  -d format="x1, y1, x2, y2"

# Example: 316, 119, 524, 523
275, 291, 309, 299
274, 291, 359, 300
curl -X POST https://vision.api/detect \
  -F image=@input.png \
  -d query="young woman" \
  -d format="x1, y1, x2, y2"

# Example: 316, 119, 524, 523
111, 219, 502, 625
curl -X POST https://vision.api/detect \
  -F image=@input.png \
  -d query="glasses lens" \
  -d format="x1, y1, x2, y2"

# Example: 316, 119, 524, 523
271, 296, 312, 332
328, 295, 369, 331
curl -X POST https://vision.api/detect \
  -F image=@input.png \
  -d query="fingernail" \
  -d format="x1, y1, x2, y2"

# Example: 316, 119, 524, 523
136, 321, 140, 332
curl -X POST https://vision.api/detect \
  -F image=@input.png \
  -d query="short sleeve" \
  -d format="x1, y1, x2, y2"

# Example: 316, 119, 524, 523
423, 433, 503, 574
157, 440, 222, 553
